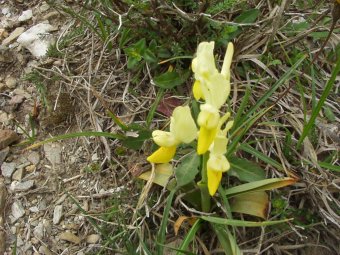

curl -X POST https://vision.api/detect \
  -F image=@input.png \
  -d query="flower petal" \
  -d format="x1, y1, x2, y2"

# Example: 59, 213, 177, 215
207, 154, 230, 172
147, 146, 177, 163
197, 104, 220, 130
193, 80, 205, 101
207, 168, 222, 196
197, 126, 217, 155
170, 106, 197, 144
221, 42, 234, 79
152, 130, 178, 147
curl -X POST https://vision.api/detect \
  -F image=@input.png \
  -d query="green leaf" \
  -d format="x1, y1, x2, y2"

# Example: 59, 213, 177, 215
143, 48, 158, 64
121, 130, 151, 150
119, 28, 132, 47
201, 216, 291, 227
177, 219, 201, 255
154, 71, 188, 89
228, 157, 266, 182
234, 9, 260, 24
175, 153, 200, 188
224, 177, 297, 198
230, 191, 269, 219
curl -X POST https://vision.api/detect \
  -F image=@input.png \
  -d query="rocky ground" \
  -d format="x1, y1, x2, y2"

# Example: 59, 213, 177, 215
1, 1, 114, 254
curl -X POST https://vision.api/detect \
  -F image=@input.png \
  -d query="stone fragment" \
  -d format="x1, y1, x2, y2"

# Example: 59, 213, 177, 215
0, 112, 10, 125
18, 10, 33, 22
33, 221, 44, 239
43, 11, 59, 20
9, 94, 25, 105
10, 180, 34, 192
17, 23, 54, 57
53, 205, 63, 224
0, 147, 9, 165
59, 232, 81, 244
44, 143, 62, 165
1, 162, 16, 178
5, 76, 17, 88
86, 234, 100, 244
39, 3, 50, 13
0, 129, 19, 150
11, 200, 25, 220
27, 151, 40, 165
12, 168, 24, 181
1, 27, 25, 46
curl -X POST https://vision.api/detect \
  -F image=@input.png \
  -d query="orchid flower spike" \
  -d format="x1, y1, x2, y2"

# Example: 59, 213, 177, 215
147, 106, 197, 163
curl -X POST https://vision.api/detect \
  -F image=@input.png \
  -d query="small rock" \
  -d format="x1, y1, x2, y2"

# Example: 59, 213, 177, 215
27, 151, 40, 165
56, 194, 67, 205
17, 23, 54, 58
10, 180, 34, 192
0, 129, 20, 150
16, 236, 24, 247
39, 3, 50, 13
44, 143, 62, 165
1, 162, 16, 178
5, 76, 17, 89
18, 10, 33, 22
1, 27, 25, 46
0, 112, 10, 125
29, 206, 39, 213
9, 95, 25, 105
33, 221, 44, 239
0, 147, 9, 165
11, 200, 25, 220
53, 205, 63, 224
25, 165, 36, 173
59, 232, 81, 244
86, 234, 100, 244
13, 88, 31, 99
12, 168, 24, 181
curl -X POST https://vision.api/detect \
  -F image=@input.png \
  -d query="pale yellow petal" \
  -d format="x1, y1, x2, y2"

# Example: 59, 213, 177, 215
197, 126, 217, 155
171, 106, 197, 144
197, 104, 220, 130
147, 146, 177, 163
152, 130, 178, 147
207, 168, 222, 196
208, 73, 230, 109
193, 80, 205, 101
221, 42, 234, 79
207, 154, 230, 172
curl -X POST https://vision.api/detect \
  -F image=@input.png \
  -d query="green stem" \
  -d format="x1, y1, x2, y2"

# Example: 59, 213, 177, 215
198, 153, 211, 212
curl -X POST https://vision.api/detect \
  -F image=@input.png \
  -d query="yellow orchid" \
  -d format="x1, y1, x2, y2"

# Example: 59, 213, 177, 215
207, 118, 234, 196
147, 105, 197, 163
192, 41, 234, 154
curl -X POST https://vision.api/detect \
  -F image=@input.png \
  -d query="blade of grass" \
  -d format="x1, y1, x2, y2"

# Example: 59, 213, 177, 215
297, 57, 340, 148
146, 88, 165, 127
156, 188, 178, 255
239, 143, 283, 171
201, 216, 292, 227
177, 219, 201, 255
25, 131, 125, 150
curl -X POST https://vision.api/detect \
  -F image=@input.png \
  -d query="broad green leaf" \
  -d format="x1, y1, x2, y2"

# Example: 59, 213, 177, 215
138, 163, 173, 187
228, 157, 266, 182
143, 48, 158, 64
224, 177, 297, 198
154, 71, 189, 89
121, 130, 151, 150
231, 191, 269, 219
175, 153, 200, 188
201, 216, 291, 227
234, 9, 260, 24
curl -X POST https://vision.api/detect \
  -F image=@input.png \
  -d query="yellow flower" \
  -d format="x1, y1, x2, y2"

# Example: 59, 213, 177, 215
147, 106, 197, 163
207, 117, 234, 196
192, 42, 234, 154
